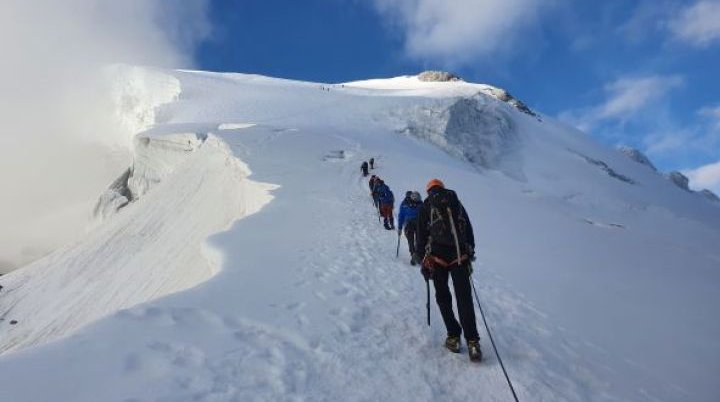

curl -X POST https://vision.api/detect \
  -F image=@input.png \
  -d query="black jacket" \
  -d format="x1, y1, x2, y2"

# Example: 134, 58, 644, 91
416, 188, 475, 262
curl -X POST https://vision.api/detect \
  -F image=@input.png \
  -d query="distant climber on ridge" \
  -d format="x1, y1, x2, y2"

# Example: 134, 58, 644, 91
369, 157, 375, 170
398, 191, 422, 265
361, 161, 369, 177
415, 179, 482, 362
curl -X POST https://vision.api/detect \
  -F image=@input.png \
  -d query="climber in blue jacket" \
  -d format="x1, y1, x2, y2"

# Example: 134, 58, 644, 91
397, 191, 422, 264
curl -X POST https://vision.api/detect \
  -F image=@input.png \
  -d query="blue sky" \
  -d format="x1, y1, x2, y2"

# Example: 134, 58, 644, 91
195, 0, 720, 192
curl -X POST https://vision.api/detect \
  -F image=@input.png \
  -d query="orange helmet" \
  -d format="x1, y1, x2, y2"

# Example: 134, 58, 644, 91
426, 178, 445, 193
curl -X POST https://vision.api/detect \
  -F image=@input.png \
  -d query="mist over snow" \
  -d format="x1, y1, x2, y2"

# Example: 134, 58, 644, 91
0, 0, 210, 272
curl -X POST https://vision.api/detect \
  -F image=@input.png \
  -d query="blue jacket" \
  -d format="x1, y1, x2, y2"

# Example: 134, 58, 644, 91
377, 184, 394, 206
398, 199, 420, 230
371, 181, 383, 202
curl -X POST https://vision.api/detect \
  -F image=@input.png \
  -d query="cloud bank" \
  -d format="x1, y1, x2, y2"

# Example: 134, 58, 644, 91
0, 0, 210, 272
370, 0, 551, 65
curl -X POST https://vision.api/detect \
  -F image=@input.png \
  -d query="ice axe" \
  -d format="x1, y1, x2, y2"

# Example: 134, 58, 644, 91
396, 229, 401, 258
425, 278, 431, 326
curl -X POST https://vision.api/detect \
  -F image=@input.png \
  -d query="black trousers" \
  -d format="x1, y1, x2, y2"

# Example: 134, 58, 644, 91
403, 220, 417, 255
433, 263, 479, 341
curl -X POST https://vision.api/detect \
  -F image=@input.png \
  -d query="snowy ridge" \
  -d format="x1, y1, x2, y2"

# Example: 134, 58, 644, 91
617, 145, 719, 202
0, 68, 718, 402
345, 73, 536, 116
0, 88, 275, 352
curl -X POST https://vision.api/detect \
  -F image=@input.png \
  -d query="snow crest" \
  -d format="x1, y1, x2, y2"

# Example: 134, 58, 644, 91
128, 130, 209, 199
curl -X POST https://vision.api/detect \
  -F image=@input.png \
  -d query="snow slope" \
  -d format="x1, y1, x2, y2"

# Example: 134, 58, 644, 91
0, 70, 718, 402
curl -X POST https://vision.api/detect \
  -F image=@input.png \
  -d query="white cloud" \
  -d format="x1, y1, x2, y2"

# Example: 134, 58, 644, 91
370, 0, 552, 64
668, 1, 720, 47
559, 75, 684, 132
638, 104, 720, 171
683, 161, 720, 193
598, 76, 684, 120
0, 0, 210, 270
643, 130, 692, 157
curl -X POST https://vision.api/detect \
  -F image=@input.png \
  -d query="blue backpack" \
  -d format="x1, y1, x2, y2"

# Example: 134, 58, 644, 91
378, 185, 394, 205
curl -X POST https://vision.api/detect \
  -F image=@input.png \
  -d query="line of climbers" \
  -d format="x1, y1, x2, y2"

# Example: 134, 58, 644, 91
366, 172, 482, 362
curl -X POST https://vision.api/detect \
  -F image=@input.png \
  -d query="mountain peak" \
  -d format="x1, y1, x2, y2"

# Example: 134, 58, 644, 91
416, 70, 463, 82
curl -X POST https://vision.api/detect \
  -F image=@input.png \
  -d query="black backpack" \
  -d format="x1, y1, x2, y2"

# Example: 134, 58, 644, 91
426, 189, 471, 254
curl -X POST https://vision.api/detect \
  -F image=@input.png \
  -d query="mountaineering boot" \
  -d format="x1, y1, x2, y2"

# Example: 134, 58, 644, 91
410, 256, 417, 266
444, 335, 461, 353
467, 339, 482, 362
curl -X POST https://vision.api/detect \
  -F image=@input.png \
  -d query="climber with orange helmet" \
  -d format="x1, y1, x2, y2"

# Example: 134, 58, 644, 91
415, 178, 482, 362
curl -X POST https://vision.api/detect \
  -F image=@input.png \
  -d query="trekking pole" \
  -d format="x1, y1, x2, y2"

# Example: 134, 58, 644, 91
425, 279, 431, 326
470, 268, 519, 402
396, 230, 401, 258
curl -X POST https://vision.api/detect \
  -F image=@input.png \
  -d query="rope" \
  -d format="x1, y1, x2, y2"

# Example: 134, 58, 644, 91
471, 276, 520, 402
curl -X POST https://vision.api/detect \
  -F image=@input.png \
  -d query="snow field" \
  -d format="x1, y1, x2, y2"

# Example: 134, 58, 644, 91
0, 68, 718, 401
0, 125, 592, 401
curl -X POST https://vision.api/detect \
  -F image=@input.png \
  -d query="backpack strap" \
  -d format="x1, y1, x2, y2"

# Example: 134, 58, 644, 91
447, 207, 462, 263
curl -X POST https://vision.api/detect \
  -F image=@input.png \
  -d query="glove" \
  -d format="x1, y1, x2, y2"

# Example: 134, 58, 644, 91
420, 255, 435, 280
468, 247, 476, 262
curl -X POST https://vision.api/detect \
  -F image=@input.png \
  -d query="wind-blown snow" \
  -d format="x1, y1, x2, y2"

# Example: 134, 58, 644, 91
106, 65, 183, 144
0, 70, 718, 402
